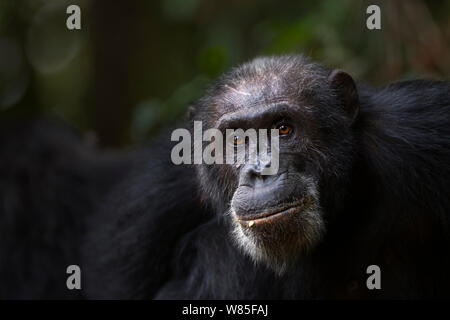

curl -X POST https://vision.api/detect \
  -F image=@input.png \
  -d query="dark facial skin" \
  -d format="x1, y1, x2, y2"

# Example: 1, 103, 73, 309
192, 56, 359, 272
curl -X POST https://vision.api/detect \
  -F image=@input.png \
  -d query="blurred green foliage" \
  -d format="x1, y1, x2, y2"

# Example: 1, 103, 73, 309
0, 0, 449, 146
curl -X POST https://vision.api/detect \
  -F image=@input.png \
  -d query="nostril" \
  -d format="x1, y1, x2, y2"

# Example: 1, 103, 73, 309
247, 168, 262, 182
238, 164, 263, 187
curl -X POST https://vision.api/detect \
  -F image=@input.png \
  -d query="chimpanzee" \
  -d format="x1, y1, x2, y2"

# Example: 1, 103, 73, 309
1, 55, 450, 299
83, 55, 450, 299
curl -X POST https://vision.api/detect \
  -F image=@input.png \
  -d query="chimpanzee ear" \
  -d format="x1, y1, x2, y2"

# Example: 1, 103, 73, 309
187, 105, 197, 121
328, 69, 360, 123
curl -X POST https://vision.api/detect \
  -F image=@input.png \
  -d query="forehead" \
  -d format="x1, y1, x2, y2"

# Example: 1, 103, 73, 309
213, 73, 300, 117
210, 71, 319, 119
219, 74, 288, 109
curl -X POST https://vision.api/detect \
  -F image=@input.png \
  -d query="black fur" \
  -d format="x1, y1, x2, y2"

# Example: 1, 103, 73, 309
0, 118, 132, 299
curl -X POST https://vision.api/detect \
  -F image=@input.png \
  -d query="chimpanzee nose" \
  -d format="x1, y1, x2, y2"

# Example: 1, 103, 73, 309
239, 160, 276, 188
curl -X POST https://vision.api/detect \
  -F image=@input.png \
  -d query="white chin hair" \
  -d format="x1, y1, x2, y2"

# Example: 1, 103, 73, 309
227, 180, 325, 275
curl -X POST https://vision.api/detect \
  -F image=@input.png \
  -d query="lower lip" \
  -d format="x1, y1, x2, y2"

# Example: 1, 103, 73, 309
236, 197, 310, 226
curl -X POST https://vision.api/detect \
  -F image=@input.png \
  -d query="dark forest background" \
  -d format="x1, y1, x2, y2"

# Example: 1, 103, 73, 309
0, 0, 449, 147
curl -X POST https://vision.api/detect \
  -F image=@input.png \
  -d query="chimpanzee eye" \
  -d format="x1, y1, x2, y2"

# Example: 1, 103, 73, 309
233, 135, 244, 145
277, 124, 292, 136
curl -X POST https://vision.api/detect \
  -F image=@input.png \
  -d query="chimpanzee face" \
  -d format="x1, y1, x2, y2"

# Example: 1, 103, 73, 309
193, 56, 359, 273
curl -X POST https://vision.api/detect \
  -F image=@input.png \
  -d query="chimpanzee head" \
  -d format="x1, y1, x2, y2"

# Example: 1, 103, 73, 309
190, 55, 360, 273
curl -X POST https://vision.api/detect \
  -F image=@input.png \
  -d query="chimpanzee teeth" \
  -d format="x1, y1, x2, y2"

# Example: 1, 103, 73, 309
248, 221, 254, 227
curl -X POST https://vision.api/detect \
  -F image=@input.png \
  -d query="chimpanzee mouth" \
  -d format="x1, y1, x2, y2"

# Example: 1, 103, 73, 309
236, 196, 313, 226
